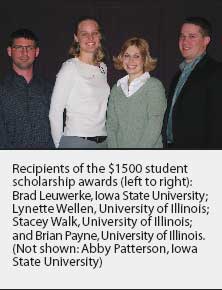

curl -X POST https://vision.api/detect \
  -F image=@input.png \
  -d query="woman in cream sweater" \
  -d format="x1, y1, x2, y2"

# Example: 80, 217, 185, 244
49, 16, 110, 148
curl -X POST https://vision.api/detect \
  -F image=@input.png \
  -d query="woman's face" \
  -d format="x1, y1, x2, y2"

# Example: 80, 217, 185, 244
122, 45, 144, 80
75, 19, 101, 55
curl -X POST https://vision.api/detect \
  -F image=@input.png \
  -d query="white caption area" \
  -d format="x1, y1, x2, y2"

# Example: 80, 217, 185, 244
0, 150, 221, 289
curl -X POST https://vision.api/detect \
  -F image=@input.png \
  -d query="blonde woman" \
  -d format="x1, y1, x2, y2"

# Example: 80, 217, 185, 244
107, 37, 166, 148
49, 16, 110, 148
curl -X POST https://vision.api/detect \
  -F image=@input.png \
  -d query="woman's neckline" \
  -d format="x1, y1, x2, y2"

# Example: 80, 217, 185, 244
76, 57, 100, 67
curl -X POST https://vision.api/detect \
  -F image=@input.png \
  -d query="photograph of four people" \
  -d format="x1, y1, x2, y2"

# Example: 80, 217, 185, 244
1, 12, 222, 149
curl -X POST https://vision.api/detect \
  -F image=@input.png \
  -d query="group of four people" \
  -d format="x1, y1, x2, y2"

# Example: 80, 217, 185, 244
1, 16, 222, 149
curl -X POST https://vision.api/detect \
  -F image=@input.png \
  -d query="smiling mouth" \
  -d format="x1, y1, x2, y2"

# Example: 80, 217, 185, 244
19, 58, 29, 61
86, 42, 96, 46
127, 66, 137, 69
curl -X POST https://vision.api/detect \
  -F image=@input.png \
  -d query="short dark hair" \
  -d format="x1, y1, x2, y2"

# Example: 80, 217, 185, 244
8, 28, 39, 47
183, 17, 212, 37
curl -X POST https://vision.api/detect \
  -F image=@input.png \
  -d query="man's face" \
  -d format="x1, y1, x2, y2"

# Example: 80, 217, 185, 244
7, 37, 39, 70
179, 23, 210, 63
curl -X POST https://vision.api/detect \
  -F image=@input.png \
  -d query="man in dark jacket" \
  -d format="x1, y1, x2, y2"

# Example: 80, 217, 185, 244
0, 28, 54, 149
163, 17, 222, 149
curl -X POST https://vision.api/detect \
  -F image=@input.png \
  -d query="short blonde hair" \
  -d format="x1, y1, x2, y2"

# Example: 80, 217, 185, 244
113, 37, 157, 72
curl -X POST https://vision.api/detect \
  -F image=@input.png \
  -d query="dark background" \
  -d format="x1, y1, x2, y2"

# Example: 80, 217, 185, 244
0, 0, 221, 91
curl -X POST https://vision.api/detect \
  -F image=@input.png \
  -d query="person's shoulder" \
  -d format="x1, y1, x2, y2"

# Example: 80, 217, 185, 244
62, 58, 77, 67
0, 71, 14, 86
201, 55, 222, 69
32, 75, 53, 97
148, 76, 164, 85
204, 54, 220, 63
35, 74, 53, 85
108, 83, 122, 101
110, 83, 121, 94
143, 77, 166, 102
201, 56, 222, 79
59, 58, 77, 72
146, 76, 165, 90
54, 58, 77, 80
0, 72, 16, 97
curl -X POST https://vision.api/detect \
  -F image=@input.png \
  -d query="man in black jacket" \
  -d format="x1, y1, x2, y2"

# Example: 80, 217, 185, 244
0, 29, 54, 149
163, 17, 222, 149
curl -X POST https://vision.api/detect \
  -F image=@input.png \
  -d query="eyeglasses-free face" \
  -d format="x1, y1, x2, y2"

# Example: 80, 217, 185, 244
122, 45, 144, 81
75, 20, 101, 55
7, 37, 39, 71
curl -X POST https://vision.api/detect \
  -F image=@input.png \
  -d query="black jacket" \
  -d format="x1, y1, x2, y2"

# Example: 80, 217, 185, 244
162, 55, 222, 149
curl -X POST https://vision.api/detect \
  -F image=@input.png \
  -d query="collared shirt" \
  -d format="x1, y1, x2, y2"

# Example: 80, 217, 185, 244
0, 70, 54, 148
167, 53, 205, 143
117, 72, 150, 97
